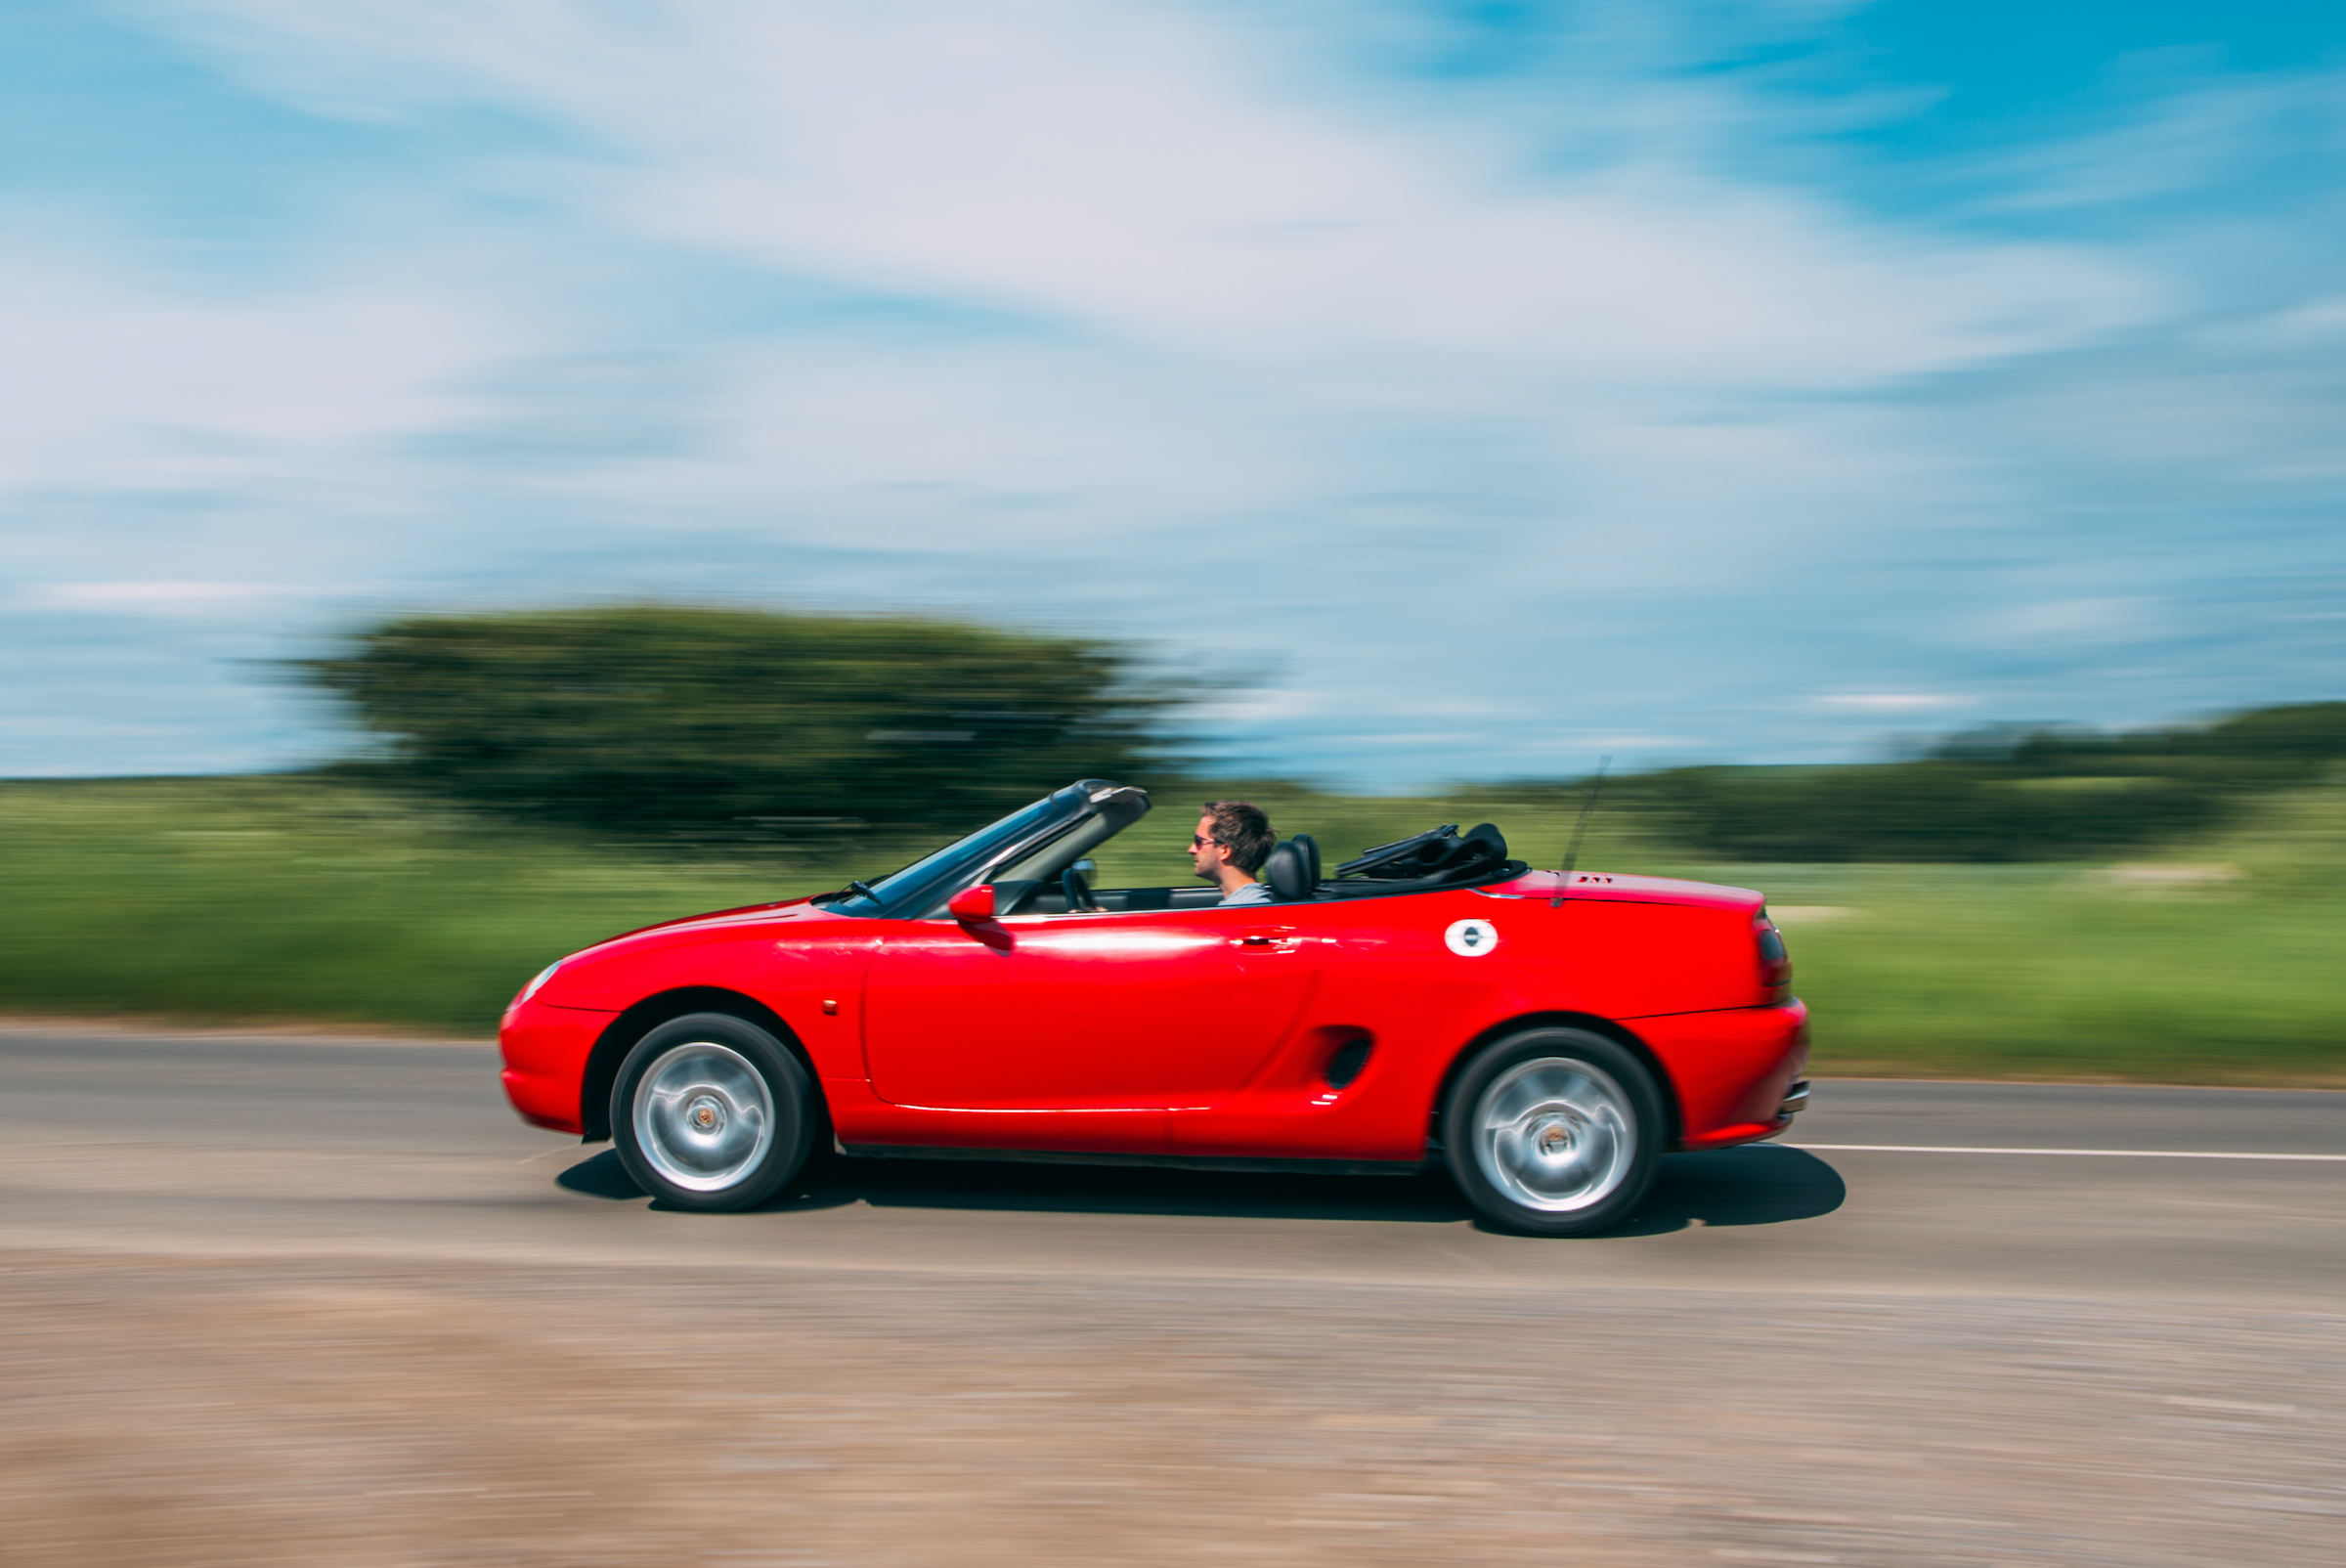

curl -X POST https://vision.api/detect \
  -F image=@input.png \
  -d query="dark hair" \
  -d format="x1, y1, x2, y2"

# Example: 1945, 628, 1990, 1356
1200, 799, 1275, 874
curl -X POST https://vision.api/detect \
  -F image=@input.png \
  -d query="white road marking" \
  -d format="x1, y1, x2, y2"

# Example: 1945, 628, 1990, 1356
1789, 1143, 2346, 1162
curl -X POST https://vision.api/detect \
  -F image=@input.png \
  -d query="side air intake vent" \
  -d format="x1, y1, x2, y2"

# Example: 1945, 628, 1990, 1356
1325, 1038, 1373, 1089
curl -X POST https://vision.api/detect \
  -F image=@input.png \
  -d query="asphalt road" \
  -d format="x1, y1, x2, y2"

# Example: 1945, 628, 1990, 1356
2, 1024, 2342, 1566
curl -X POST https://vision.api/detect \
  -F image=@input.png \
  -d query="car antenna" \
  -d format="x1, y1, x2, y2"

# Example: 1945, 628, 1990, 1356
1554, 756, 1611, 906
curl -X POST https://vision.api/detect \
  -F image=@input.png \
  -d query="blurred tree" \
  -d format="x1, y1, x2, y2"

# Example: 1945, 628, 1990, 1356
303, 604, 1186, 838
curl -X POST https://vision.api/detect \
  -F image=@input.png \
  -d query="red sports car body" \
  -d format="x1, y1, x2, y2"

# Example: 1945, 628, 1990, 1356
500, 780, 1808, 1235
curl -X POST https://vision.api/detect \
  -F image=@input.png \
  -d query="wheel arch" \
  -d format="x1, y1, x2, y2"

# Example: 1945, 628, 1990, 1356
580, 986, 818, 1142
1428, 1012, 1683, 1154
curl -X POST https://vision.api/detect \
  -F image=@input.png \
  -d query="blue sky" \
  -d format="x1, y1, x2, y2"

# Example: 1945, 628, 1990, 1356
3, 1, 2343, 784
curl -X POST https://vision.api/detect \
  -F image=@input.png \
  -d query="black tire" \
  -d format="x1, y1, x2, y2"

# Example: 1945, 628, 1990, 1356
610, 1013, 816, 1212
1441, 1026, 1664, 1237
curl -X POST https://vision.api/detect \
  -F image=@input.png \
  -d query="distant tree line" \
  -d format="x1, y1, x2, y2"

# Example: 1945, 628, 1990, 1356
1613, 701, 2346, 861
305, 603, 2344, 861
303, 604, 1183, 840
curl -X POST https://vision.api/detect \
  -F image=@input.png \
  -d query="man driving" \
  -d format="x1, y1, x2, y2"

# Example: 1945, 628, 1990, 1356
1191, 800, 1275, 905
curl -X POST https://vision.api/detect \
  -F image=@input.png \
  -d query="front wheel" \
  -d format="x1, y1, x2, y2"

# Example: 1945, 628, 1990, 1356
1441, 1027, 1663, 1237
611, 1013, 816, 1212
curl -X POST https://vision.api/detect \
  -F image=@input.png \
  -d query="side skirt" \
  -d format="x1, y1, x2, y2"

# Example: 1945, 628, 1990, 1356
839, 1143, 1429, 1178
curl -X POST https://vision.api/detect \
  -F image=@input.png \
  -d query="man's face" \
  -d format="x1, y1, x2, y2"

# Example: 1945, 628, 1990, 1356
1189, 815, 1230, 881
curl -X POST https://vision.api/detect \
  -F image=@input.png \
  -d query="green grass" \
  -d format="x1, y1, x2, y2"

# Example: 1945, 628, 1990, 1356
1706, 858, 2345, 1084
0, 778, 806, 1033
0, 776, 1640, 1034
1, 775, 2339, 1084
1785, 780, 2346, 1083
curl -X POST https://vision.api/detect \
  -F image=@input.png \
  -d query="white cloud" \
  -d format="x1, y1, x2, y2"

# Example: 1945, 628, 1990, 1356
1816, 693, 1977, 714
2268, 296, 2346, 337
25, 582, 310, 613
1970, 66, 2346, 216
1974, 597, 2150, 645
6, 2, 2334, 782
150, 0, 2160, 391
1516, 732, 1701, 754
0, 248, 509, 500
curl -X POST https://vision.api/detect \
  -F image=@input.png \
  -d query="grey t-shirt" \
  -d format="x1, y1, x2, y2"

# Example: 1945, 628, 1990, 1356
1220, 880, 1274, 906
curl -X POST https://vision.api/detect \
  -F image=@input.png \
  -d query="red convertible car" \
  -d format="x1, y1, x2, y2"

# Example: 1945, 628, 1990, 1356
500, 780, 1808, 1236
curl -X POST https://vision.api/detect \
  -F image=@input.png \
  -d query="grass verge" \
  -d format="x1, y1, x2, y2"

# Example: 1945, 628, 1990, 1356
1, 775, 2338, 1084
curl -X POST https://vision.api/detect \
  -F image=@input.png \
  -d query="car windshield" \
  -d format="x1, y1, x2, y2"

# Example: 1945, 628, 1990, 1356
817, 791, 1078, 918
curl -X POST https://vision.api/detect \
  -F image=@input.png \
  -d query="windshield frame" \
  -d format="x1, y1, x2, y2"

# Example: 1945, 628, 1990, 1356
815, 781, 1109, 919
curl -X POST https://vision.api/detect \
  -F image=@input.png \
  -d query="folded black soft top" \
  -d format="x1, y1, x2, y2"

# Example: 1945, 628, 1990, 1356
1312, 822, 1520, 898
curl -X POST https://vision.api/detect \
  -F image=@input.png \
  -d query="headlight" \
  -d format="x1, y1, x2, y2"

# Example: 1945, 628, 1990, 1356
516, 960, 563, 1006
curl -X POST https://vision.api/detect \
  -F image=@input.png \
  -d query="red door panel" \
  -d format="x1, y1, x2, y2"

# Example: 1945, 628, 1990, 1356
863, 911, 1320, 1111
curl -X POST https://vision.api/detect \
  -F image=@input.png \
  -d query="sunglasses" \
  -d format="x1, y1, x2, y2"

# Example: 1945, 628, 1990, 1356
1191, 833, 1221, 849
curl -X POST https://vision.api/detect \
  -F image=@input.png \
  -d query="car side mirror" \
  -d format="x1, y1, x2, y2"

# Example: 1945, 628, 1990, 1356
947, 884, 997, 922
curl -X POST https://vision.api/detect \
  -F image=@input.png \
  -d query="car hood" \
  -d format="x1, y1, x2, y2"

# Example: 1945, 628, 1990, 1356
598, 892, 824, 943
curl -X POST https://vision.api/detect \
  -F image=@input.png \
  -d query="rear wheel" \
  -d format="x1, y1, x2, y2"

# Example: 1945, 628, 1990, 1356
1442, 1026, 1663, 1237
611, 1013, 815, 1211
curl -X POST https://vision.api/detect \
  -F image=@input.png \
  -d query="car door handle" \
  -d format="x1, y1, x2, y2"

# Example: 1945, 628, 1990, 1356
1234, 933, 1300, 949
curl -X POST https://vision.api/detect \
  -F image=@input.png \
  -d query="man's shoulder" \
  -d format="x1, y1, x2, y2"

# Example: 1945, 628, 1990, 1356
1220, 881, 1273, 905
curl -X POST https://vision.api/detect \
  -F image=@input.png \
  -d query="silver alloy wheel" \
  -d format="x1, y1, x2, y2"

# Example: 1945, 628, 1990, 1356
630, 1040, 775, 1194
1471, 1056, 1637, 1213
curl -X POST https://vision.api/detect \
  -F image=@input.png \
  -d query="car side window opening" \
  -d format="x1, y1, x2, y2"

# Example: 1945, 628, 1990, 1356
820, 779, 1524, 921
1002, 819, 1518, 917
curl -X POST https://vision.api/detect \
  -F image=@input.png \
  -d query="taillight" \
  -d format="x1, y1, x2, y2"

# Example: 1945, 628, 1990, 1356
1756, 915, 1792, 993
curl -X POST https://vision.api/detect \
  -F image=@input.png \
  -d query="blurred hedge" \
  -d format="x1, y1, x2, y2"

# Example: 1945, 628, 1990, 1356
302, 605, 1182, 838
1629, 701, 2346, 862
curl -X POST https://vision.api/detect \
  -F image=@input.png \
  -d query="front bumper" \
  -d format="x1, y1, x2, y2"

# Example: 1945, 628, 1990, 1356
499, 996, 619, 1134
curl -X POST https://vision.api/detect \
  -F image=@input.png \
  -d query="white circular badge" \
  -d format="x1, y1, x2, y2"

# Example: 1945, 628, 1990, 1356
1444, 919, 1499, 957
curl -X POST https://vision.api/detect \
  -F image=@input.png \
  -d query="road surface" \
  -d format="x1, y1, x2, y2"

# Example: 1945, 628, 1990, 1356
2, 1024, 2341, 1566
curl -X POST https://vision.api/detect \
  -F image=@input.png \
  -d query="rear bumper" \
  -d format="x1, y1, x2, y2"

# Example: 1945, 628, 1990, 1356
1737, 1079, 1813, 1145
498, 997, 619, 1135
1630, 999, 1809, 1152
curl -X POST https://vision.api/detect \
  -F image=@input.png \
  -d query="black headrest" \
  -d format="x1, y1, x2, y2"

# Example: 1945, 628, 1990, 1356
1262, 834, 1320, 901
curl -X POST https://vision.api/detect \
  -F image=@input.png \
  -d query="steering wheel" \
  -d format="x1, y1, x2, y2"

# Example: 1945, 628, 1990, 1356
1062, 864, 1100, 912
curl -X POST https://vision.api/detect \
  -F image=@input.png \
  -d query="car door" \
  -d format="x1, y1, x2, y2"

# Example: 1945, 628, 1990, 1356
861, 905, 1321, 1110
